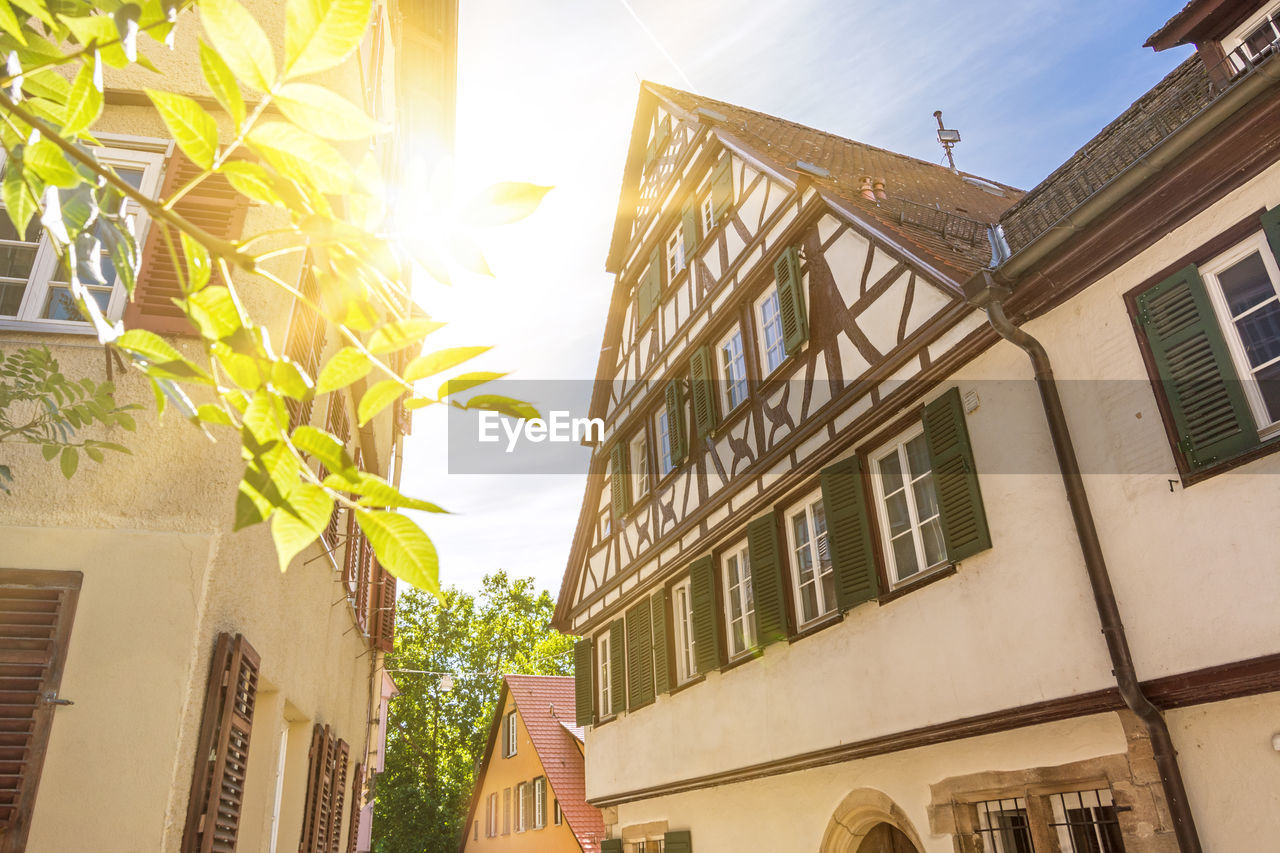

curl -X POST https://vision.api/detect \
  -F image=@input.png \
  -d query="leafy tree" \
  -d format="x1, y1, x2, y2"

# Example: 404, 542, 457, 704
374, 572, 575, 853
0, 0, 545, 592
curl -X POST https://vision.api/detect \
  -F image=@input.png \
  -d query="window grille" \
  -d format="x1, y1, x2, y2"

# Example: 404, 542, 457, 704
1048, 789, 1126, 853
975, 797, 1035, 853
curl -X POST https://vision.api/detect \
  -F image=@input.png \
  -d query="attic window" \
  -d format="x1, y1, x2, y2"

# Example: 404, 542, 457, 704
962, 176, 1007, 197
1223, 3, 1280, 74
794, 160, 829, 178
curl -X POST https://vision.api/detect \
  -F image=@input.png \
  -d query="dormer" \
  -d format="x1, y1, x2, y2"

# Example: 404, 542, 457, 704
1146, 0, 1280, 87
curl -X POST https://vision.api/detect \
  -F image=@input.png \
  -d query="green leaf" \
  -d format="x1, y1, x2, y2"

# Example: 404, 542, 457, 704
146, 89, 218, 170
198, 0, 277, 92
271, 357, 312, 399
291, 425, 355, 476
198, 38, 244, 127
404, 346, 489, 381
275, 82, 385, 140
25, 140, 79, 188
0, 1, 27, 45
196, 403, 234, 425
85, 446, 104, 463
356, 379, 404, 426
367, 317, 445, 356
2, 153, 37, 235
61, 14, 130, 68
344, 472, 446, 513
63, 59, 103, 136
356, 508, 439, 595
464, 394, 539, 420
220, 159, 282, 206
41, 443, 59, 461
438, 371, 505, 399
116, 329, 214, 382
270, 483, 333, 570
59, 446, 78, 479
315, 346, 371, 394
186, 286, 241, 339
180, 231, 212, 292
285, 0, 371, 79
463, 182, 553, 227
247, 121, 353, 194
235, 476, 272, 529
8, 0, 53, 30
242, 388, 287, 447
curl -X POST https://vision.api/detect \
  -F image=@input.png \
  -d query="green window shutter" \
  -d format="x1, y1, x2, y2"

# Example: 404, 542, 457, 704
688, 555, 722, 673
1262, 205, 1280, 261
625, 598, 654, 708
923, 388, 992, 562
820, 457, 879, 610
711, 155, 734, 220
689, 346, 718, 441
573, 638, 593, 726
746, 512, 789, 646
636, 247, 662, 322
609, 619, 626, 714
656, 115, 671, 151
665, 379, 688, 464
650, 588, 670, 694
610, 442, 629, 518
1137, 264, 1260, 470
682, 196, 700, 256
774, 247, 809, 355
602, 841, 624, 853
664, 829, 692, 853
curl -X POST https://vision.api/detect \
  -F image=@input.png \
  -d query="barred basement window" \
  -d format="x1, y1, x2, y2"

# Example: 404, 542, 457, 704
1047, 789, 1125, 853
975, 797, 1034, 853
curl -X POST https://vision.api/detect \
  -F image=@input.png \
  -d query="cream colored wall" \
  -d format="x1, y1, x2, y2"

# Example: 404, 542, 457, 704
463, 692, 583, 853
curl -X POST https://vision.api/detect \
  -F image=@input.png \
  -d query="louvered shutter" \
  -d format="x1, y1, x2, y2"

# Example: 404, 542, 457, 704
573, 638, 593, 726
746, 512, 789, 645
602, 840, 623, 853
655, 115, 671, 152
650, 588, 670, 695
1136, 264, 1259, 470
681, 196, 699, 256
536, 777, 547, 828
285, 266, 326, 432
1263, 206, 1280, 260
326, 739, 349, 853
636, 249, 661, 322
923, 388, 992, 561
181, 632, 261, 853
689, 346, 717, 440
124, 154, 249, 334
664, 830, 693, 853
609, 442, 629, 518
625, 598, 654, 708
299, 724, 337, 853
503, 787, 510, 834
711, 156, 733, 220
608, 620, 626, 714
688, 556, 722, 673
371, 561, 396, 653
521, 781, 533, 830
820, 457, 879, 610
344, 763, 363, 853
664, 378, 688, 464
0, 570, 81, 853
774, 247, 809, 354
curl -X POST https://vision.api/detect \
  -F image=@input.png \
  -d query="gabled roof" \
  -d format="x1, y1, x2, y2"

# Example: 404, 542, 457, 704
1145, 0, 1256, 50
459, 675, 603, 853
608, 82, 1024, 283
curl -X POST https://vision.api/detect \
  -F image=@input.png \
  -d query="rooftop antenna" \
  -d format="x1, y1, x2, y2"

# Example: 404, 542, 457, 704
934, 110, 961, 173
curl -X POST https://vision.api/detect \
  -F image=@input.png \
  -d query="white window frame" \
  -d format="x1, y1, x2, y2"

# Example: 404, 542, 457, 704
721, 540, 756, 658
516, 781, 527, 832
487, 791, 498, 837
596, 631, 613, 718
671, 576, 697, 684
667, 225, 686, 280
1199, 232, 1280, 436
701, 192, 715, 237
655, 407, 675, 478
629, 429, 650, 499
785, 488, 836, 627
554, 798, 562, 825
755, 284, 787, 375
533, 777, 546, 829
0, 144, 165, 334
505, 708, 517, 757
1223, 3, 1280, 71
870, 426, 948, 587
717, 325, 749, 414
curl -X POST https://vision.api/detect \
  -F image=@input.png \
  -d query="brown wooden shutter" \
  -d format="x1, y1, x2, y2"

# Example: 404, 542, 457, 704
124, 154, 250, 334
746, 512, 789, 646
344, 763, 363, 853
820, 457, 879, 611
285, 266, 327, 432
0, 569, 82, 853
371, 561, 396, 653
325, 739, 349, 853
181, 632, 261, 853
299, 724, 337, 853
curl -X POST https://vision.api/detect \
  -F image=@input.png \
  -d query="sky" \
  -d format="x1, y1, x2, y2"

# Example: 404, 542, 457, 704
396, 0, 1195, 599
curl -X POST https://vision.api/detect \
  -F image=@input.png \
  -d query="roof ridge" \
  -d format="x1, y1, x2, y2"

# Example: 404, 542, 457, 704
643, 81, 1020, 192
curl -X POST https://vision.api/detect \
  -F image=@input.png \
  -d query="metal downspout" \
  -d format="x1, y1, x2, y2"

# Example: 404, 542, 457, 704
966, 268, 1203, 853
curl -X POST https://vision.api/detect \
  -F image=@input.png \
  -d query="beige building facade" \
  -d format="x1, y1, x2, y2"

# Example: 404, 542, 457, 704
556, 3, 1280, 852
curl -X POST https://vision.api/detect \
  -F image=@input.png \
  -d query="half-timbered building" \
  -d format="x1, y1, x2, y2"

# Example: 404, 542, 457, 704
555, 3, 1280, 850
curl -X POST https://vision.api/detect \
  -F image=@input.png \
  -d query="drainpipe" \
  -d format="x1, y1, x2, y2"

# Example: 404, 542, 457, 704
964, 263, 1203, 853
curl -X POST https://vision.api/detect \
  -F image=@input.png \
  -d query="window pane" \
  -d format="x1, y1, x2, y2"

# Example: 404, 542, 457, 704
912, 473, 939, 522
0, 281, 26, 315
878, 450, 904, 493
905, 434, 932, 479
1218, 252, 1274, 316
112, 166, 146, 190
885, 491, 912, 535
42, 285, 109, 321
0, 242, 38, 280
892, 533, 919, 579
1257, 360, 1280, 424
792, 514, 814, 582
921, 517, 946, 566
0, 215, 40, 244
1234, 299, 1280, 368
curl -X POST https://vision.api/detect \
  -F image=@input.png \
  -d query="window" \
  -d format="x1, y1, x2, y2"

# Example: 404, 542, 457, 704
974, 790, 1126, 853
516, 782, 527, 831
655, 408, 675, 477
787, 491, 835, 625
629, 429, 650, 499
505, 709, 517, 757
486, 792, 498, 837
871, 428, 946, 586
667, 225, 686, 279
599, 508, 612, 538
701, 192, 715, 236
533, 777, 546, 829
1200, 233, 1280, 432
722, 541, 756, 658
671, 577, 697, 683
554, 798, 562, 825
474, 820, 479, 841
1223, 4, 1280, 73
756, 285, 787, 374
597, 631, 613, 717
503, 787, 511, 834
0, 146, 164, 330
976, 797, 1034, 853
718, 326, 748, 412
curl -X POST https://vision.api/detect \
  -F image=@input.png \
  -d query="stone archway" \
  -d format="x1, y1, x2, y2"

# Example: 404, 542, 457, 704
818, 788, 926, 853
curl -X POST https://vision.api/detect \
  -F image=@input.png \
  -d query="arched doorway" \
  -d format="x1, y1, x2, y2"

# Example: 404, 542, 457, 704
856, 823, 920, 853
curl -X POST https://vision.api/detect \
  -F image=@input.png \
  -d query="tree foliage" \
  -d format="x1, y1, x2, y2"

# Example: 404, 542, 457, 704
374, 572, 575, 853
0, 0, 548, 592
